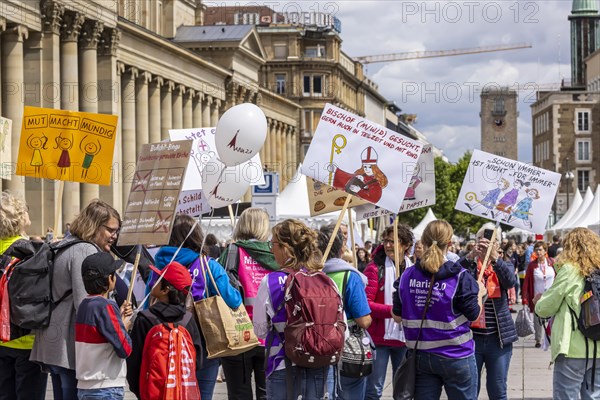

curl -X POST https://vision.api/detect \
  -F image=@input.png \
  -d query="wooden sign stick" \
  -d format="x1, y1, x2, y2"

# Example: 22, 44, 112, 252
393, 215, 400, 278
227, 204, 236, 228
321, 195, 352, 263
126, 246, 142, 305
348, 210, 357, 268
53, 181, 65, 239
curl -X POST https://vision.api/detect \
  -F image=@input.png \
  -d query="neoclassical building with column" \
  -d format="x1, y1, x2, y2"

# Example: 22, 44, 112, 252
0, 0, 300, 235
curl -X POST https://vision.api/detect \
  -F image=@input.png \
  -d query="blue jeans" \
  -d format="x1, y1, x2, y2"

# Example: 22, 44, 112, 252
553, 354, 600, 400
415, 350, 478, 400
365, 345, 406, 399
473, 334, 513, 400
197, 348, 220, 400
338, 375, 367, 400
266, 366, 334, 400
78, 387, 124, 400
47, 365, 78, 400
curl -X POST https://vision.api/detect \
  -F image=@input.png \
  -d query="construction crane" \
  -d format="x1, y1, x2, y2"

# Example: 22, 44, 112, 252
354, 43, 532, 65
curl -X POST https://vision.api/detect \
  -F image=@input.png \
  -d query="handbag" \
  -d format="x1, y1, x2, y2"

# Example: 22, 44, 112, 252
194, 256, 259, 359
515, 308, 535, 337
340, 272, 375, 378
393, 275, 435, 400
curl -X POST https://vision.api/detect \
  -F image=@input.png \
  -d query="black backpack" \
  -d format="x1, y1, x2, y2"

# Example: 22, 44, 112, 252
5, 239, 86, 330
569, 271, 600, 388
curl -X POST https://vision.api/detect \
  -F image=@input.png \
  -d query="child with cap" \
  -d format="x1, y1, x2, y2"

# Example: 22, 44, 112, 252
126, 261, 203, 398
75, 252, 134, 400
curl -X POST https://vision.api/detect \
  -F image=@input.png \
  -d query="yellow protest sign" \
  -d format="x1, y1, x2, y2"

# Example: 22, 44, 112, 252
17, 106, 118, 185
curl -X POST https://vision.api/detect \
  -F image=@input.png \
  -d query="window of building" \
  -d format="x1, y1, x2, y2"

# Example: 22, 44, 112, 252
494, 151, 506, 157
492, 97, 505, 115
493, 136, 506, 143
577, 140, 591, 161
578, 170, 590, 192
577, 110, 590, 132
275, 74, 286, 95
303, 74, 324, 96
273, 42, 288, 59
304, 45, 325, 58
303, 109, 322, 134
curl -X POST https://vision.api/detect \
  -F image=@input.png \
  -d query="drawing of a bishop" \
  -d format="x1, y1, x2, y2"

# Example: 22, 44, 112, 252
331, 146, 388, 203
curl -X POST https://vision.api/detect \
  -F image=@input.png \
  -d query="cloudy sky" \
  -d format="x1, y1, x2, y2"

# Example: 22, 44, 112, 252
330, 0, 573, 163
217, 0, 574, 163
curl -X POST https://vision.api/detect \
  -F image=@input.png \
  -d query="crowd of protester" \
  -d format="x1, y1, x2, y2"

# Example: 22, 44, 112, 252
1, 189, 599, 400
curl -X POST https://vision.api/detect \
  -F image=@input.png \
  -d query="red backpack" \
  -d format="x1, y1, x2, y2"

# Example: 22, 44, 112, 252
282, 269, 346, 368
139, 311, 200, 400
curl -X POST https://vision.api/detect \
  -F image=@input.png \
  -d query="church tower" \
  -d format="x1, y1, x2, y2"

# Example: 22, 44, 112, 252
569, 0, 600, 87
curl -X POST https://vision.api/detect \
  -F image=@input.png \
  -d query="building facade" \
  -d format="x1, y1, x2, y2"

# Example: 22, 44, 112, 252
0, 0, 300, 235
0, 1, 412, 236
480, 87, 519, 160
531, 0, 600, 220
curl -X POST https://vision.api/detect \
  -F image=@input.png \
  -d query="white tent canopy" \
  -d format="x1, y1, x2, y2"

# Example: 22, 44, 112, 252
549, 190, 583, 231
559, 186, 594, 232
569, 185, 600, 229
412, 208, 438, 240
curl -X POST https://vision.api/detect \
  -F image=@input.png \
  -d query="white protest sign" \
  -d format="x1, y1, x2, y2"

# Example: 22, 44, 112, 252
169, 127, 265, 190
456, 150, 561, 233
300, 104, 423, 213
353, 143, 436, 219
0, 116, 12, 180
176, 189, 211, 217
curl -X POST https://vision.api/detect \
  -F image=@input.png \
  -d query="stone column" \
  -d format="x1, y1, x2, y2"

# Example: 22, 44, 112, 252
290, 127, 297, 172
285, 126, 294, 189
1, 25, 28, 196
276, 122, 284, 179
192, 93, 203, 128
183, 88, 193, 128
270, 119, 278, 173
172, 84, 184, 130
79, 19, 104, 206
161, 80, 174, 140
136, 71, 151, 155
39, 2, 63, 229
202, 95, 212, 127
97, 27, 122, 211
148, 76, 162, 143
121, 67, 137, 207
23, 31, 45, 234
263, 118, 272, 171
60, 11, 85, 226
210, 99, 220, 126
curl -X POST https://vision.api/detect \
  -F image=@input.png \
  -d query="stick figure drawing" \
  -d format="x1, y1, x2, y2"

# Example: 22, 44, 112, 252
27, 133, 48, 176
54, 132, 73, 177
80, 135, 101, 178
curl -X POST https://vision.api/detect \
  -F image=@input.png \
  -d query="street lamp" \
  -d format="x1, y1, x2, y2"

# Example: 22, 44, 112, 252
565, 157, 575, 210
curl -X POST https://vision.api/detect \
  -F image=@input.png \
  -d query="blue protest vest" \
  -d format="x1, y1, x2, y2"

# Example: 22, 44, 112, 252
400, 266, 474, 358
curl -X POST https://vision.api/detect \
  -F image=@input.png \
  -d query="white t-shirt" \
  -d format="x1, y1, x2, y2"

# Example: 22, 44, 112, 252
533, 260, 555, 296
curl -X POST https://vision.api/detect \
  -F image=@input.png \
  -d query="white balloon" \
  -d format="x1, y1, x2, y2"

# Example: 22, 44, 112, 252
215, 103, 267, 167
201, 155, 252, 208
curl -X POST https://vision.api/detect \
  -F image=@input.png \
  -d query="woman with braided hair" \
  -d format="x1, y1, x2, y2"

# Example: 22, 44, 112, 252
253, 219, 335, 400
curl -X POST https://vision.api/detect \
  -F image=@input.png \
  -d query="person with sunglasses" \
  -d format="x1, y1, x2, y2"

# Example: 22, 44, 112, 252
30, 199, 131, 400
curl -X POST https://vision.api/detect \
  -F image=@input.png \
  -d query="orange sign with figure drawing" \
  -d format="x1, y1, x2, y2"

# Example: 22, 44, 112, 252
16, 106, 118, 185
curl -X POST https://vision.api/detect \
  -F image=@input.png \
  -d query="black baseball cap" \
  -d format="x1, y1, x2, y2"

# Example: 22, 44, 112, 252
81, 252, 122, 278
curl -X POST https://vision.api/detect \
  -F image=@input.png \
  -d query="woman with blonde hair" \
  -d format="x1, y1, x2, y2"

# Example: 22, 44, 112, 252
393, 220, 483, 399
535, 228, 600, 399
253, 219, 334, 400
218, 208, 280, 399
0, 191, 48, 400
